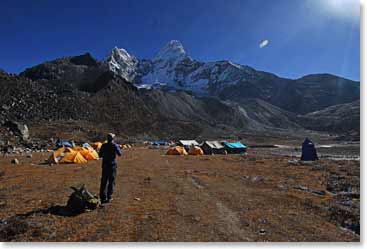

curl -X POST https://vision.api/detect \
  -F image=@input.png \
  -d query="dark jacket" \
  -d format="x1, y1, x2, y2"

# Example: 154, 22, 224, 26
99, 142, 122, 167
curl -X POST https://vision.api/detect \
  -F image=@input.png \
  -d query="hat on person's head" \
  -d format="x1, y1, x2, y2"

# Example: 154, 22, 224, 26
107, 133, 115, 142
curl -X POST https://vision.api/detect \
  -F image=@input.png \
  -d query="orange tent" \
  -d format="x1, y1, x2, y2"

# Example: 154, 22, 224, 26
75, 146, 99, 161
166, 146, 188, 155
47, 146, 74, 164
47, 146, 90, 164
59, 150, 88, 164
92, 142, 103, 151
188, 146, 204, 155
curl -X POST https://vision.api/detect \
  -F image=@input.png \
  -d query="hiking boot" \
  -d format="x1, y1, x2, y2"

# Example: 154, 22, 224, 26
101, 199, 109, 204
107, 198, 113, 203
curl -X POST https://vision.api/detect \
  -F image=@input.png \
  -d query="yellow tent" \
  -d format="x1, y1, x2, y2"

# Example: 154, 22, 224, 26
166, 146, 188, 155
92, 142, 103, 151
47, 146, 74, 164
188, 146, 204, 156
47, 147, 90, 164
119, 144, 131, 149
59, 150, 88, 164
75, 146, 99, 161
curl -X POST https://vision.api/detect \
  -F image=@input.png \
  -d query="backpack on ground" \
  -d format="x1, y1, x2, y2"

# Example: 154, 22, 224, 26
66, 185, 100, 213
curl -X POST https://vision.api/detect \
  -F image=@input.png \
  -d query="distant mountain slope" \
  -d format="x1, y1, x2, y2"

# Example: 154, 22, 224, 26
6, 41, 359, 141
234, 98, 302, 129
0, 71, 90, 123
19, 41, 359, 115
0, 71, 252, 140
104, 40, 360, 114
299, 100, 360, 134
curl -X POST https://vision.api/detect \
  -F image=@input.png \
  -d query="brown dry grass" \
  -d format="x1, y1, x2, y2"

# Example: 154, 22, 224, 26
0, 147, 359, 242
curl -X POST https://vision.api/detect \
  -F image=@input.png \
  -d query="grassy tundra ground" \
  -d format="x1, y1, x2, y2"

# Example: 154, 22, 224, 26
0, 146, 360, 242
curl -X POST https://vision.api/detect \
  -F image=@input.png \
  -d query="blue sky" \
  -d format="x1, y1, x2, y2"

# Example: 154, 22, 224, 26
0, 0, 360, 80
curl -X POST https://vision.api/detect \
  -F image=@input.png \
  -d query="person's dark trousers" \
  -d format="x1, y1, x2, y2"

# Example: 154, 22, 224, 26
100, 165, 117, 201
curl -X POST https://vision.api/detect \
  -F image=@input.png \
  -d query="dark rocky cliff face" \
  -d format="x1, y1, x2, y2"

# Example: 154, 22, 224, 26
19, 53, 106, 91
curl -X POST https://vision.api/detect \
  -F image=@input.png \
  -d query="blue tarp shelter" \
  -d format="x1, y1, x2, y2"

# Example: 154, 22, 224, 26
62, 141, 73, 147
222, 141, 247, 154
55, 139, 73, 149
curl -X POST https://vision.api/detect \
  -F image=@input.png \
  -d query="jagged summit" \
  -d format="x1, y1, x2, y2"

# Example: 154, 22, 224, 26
154, 40, 190, 62
94, 40, 360, 114
104, 47, 138, 82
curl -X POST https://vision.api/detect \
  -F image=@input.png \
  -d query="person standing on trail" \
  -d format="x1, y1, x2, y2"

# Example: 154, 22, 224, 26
99, 133, 122, 203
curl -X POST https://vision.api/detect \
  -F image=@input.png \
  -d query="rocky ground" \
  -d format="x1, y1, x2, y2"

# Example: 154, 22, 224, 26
0, 145, 359, 242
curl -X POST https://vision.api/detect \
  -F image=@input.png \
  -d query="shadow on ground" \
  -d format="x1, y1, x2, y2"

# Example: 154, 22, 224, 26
0, 205, 81, 241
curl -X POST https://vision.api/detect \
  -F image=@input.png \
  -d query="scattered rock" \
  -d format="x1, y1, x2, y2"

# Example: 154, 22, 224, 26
299, 161, 316, 165
134, 197, 141, 201
192, 216, 201, 222
293, 185, 325, 196
11, 158, 19, 164
241, 175, 250, 181
251, 176, 264, 183
277, 184, 288, 190
288, 160, 299, 165
191, 176, 206, 189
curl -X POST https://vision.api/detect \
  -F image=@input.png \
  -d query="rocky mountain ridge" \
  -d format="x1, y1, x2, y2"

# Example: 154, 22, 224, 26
1, 41, 360, 144
103, 40, 360, 114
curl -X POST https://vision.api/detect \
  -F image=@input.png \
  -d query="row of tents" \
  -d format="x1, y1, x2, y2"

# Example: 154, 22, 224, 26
48, 140, 133, 165
92, 142, 132, 151
166, 138, 319, 161
166, 140, 247, 155
58, 141, 132, 152
48, 144, 99, 164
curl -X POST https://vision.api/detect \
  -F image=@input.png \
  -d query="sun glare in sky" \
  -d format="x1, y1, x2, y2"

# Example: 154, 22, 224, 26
317, 0, 360, 20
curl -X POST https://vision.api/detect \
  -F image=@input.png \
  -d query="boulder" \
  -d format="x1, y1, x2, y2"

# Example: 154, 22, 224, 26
4, 121, 30, 141
11, 158, 19, 164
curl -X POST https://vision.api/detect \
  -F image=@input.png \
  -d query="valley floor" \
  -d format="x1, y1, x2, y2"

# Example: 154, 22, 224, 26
0, 146, 360, 242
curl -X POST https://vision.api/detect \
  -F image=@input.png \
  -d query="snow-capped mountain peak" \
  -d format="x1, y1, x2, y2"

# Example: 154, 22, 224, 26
103, 41, 256, 96
110, 47, 136, 63
154, 40, 189, 62
105, 47, 138, 82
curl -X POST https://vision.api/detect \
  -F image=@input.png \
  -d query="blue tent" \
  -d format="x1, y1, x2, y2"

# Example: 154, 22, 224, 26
62, 141, 73, 148
82, 143, 92, 148
222, 141, 247, 154
301, 138, 318, 161
55, 139, 73, 149
152, 141, 168, 146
